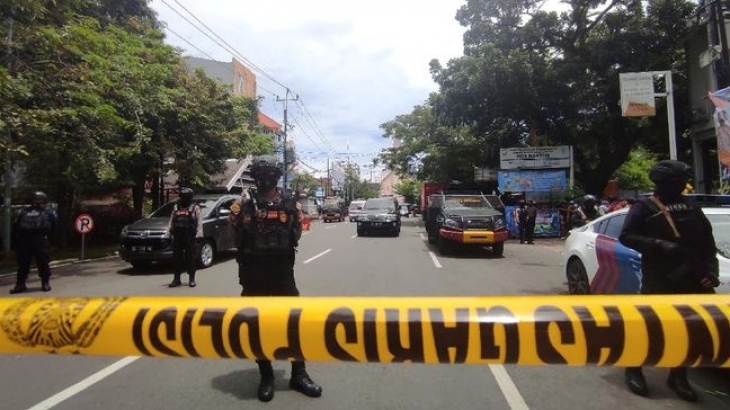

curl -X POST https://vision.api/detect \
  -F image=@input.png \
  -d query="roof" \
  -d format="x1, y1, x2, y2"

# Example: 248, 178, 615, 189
257, 112, 282, 134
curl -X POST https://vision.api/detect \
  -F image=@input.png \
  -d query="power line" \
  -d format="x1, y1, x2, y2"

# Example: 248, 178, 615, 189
158, 0, 342, 158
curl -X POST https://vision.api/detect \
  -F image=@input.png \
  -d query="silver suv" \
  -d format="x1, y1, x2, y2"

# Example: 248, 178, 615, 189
119, 194, 239, 270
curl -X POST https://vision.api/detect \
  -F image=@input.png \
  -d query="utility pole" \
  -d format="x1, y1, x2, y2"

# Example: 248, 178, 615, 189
4, 6, 16, 254
276, 89, 299, 192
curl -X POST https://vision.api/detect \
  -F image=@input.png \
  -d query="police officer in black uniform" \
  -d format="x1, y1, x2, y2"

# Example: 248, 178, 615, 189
11, 191, 56, 294
167, 187, 203, 288
619, 160, 719, 402
229, 155, 322, 402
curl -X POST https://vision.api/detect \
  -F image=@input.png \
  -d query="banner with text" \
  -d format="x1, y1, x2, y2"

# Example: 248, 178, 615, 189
499, 146, 571, 170
620, 72, 656, 117
498, 170, 567, 193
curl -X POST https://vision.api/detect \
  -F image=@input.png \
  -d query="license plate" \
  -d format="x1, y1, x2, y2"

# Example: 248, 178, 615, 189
132, 246, 151, 252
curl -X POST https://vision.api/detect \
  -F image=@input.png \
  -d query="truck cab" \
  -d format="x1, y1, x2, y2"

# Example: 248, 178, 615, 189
426, 191, 508, 256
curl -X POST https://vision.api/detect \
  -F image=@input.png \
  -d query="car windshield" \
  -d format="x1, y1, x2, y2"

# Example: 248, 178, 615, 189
149, 198, 219, 218
442, 195, 494, 210
706, 213, 730, 258
364, 198, 396, 212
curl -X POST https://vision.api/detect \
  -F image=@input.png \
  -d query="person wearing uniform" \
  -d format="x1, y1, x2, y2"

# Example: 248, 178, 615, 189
570, 194, 599, 228
167, 187, 203, 288
229, 155, 322, 402
619, 160, 719, 402
514, 200, 527, 243
11, 191, 56, 294
524, 200, 537, 244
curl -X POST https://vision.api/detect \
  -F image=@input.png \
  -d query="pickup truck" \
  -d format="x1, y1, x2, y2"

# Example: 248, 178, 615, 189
425, 192, 508, 256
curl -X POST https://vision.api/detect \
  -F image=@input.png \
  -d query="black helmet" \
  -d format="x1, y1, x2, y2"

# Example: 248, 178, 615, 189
649, 160, 691, 183
30, 191, 47, 203
582, 194, 597, 206
249, 155, 283, 181
179, 187, 194, 200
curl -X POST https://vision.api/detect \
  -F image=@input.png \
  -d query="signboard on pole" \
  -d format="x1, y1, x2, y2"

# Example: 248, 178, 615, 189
620, 72, 656, 117
74, 214, 94, 234
499, 146, 571, 170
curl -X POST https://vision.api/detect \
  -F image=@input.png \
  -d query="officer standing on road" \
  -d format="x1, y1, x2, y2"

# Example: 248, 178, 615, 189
524, 200, 537, 244
229, 155, 322, 402
167, 187, 203, 288
10, 191, 56, 294
515, 200, 527, 243
619, 160, 719, 402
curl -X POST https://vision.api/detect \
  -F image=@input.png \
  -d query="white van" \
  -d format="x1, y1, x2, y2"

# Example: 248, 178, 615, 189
348, 199, 367, 222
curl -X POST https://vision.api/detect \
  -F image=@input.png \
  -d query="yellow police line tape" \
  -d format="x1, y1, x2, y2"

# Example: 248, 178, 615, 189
0, 295, 728, 367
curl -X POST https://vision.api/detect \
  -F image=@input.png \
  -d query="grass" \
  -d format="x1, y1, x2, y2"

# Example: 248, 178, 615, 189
0, 243, 120, 275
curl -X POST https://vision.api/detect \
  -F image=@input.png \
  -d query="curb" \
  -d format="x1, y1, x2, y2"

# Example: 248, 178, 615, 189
0, 254, 121, 280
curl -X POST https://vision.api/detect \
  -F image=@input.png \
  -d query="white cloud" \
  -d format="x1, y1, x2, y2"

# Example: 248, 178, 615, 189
150, 0, 466, 177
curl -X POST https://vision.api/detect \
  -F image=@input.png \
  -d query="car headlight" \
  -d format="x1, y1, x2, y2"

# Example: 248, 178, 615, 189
493, 216, 506, 230
162, 230, 171, 239
384, 215, 397, 222
443, 218, 461, 230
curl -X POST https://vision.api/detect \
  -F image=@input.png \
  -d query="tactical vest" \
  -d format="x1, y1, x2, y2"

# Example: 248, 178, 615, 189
17, 208, 52, 233
172, 206, 198, 236
241, 197, 298, 255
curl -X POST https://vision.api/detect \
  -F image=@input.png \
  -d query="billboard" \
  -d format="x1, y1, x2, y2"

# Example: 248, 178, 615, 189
498, 170, 567, 193
499, 146, 570, 170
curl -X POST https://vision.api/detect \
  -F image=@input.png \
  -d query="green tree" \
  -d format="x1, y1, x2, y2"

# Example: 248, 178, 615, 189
613, 147, 658, 191
385, 0, 698, 194
394, 179, 420, 205
289, 170, 320, 196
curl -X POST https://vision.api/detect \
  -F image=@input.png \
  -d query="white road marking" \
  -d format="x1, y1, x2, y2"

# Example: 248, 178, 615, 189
428, 251, 442, 268
26, 356, 140, 410
350, 234, 357, 239
489, 365, 530, 410
303, 249, 332, 264
420, 233, 426, 241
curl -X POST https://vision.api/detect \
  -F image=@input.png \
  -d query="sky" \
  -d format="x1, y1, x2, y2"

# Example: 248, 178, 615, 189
148, 0, 468, 179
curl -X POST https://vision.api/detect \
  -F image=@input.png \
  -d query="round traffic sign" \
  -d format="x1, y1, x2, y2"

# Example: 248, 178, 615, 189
74, 213, 94, 234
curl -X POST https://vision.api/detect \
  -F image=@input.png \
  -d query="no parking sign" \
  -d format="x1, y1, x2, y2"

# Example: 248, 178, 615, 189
74, 214, 94, 234
74, 213, 94, 260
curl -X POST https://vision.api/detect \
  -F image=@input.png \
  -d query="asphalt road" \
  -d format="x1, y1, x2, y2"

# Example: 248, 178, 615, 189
0, 218, 728, 410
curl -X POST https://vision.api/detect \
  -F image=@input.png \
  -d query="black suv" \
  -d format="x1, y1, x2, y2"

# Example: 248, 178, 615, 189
119, 193, 239, 269
426, 192, 507, 256
356, 197, 401, 237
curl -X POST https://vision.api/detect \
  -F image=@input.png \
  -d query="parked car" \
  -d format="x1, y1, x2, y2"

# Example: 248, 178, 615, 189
357, 197, 401, 236
425, 192, 507, 256
299, 197, 320, 221
348, 199, 366, 222
561, 207, 730, 295
321, 204, 344, 223
119, 193, 239, 270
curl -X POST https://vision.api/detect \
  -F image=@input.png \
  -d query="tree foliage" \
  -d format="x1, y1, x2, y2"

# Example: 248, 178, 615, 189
612, 146, 657, 191
393, 179, 421, 205
1, 0, 273, 244
382, 0, 699, 195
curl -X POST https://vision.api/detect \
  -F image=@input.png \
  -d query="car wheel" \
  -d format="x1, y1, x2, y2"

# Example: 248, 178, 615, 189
197, 240, 215, 269
567, 258, 591, 295
492, 242, 504, 256
437, 235, 451, 255
130, 261, 152, 270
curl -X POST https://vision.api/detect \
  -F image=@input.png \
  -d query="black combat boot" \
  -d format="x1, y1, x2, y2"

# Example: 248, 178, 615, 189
667, 368, 697, 402
188, 273, 196, 288
9, 283, 27, 294
290, 361, 322, 398
624, 367, 648, 396
168, 274, 182, 288
256, 360, 275, 402
41, 278, 51, 292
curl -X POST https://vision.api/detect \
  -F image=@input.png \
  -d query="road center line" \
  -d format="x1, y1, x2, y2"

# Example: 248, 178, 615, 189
303, 249, 332, 264
489, 364, 530, 410
428, 251, 442, 268
27, 356, 139, 410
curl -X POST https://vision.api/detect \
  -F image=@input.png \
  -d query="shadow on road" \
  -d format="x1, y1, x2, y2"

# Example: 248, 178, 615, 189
211, 368, 289, 401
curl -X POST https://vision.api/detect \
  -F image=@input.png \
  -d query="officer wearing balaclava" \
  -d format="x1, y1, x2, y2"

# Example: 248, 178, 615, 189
619, 160, 719, 402
228, 155, 322, 402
